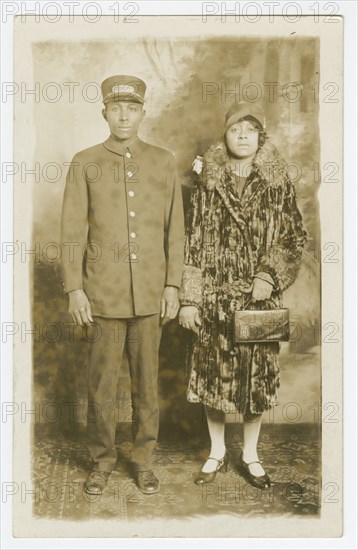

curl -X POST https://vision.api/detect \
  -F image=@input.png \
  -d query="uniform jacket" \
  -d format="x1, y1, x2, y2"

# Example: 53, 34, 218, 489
179, 140, 307, 414
61, 136, 184, 317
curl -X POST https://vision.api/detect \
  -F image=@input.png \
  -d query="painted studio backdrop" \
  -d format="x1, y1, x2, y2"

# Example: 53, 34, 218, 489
31, 37, 320, 431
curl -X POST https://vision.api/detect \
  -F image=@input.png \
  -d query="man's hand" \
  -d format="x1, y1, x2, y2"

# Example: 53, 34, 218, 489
178, 306, 202, 334
68, 289, 93, 326
251, 277, 273, 303
160, 286, 179, 325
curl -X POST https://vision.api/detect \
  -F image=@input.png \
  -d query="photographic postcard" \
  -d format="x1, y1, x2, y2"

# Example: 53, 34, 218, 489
1, 1, 354, 544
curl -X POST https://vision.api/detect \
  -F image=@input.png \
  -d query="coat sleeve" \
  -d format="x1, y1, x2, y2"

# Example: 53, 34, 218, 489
60, 154, 89, 293
256, 176, 308, 292
164, 153, 185, 288
178, 182, 206, 308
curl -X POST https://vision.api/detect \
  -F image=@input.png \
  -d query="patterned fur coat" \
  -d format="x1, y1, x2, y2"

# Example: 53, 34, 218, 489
179, 139, 307, 414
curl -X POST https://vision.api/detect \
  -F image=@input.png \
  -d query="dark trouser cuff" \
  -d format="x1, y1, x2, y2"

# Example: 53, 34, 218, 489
93, 463, 116, 473
132, 463, 153, 473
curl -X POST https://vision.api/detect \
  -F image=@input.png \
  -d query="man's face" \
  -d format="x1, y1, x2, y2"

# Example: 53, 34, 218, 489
103, 101, 145, 141
225, 119, 259, 159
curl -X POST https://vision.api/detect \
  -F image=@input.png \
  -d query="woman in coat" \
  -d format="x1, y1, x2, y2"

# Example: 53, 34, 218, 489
179, 103, 307, 489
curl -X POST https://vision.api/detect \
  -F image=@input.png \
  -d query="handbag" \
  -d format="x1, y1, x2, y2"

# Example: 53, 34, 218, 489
234, 299, 290, 343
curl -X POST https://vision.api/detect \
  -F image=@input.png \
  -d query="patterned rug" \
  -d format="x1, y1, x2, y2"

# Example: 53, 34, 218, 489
33, 422, 320, 521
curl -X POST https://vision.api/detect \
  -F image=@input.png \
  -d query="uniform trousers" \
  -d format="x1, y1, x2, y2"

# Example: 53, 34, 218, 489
86, 315, 162, 472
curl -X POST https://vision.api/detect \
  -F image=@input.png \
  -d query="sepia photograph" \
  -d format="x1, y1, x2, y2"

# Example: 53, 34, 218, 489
1, 4, 353, 543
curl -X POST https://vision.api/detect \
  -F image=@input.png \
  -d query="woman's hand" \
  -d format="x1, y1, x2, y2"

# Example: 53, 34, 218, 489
179, 306, 202, 334
251, 277, 273, 302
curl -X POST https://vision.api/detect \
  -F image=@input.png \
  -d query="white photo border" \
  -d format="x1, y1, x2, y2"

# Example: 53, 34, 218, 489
1, 0, 357, 548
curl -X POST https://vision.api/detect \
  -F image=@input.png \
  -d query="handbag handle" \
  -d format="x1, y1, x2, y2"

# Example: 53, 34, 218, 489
242, 297, 277, 311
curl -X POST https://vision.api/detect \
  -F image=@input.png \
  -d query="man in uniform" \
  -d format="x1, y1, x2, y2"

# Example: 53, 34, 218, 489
60, 75, 184, 495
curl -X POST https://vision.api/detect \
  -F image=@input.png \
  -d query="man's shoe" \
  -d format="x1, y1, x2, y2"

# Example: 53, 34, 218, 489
84, 470, 111, 495
135, 470, 160, 495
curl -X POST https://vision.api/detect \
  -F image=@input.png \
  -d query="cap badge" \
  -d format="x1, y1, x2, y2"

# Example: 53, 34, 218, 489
111, 84, 135, 94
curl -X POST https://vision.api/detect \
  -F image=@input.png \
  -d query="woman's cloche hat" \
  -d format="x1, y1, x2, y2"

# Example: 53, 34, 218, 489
224, 102, 266, 132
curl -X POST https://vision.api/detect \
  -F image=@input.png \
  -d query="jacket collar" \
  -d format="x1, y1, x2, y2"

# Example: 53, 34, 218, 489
199, 140, 288, 194
103, 135, 146, 158
199, 139, 288, 234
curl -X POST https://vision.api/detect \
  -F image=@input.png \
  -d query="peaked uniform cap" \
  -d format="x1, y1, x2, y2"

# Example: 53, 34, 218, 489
101, 75, 146, 104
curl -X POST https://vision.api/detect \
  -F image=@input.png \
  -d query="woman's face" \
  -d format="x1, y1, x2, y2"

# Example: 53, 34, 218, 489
225, 119, 259, 159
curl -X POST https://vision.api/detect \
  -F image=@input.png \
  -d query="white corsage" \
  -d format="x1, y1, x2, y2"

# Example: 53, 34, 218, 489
192, 155, 204, 175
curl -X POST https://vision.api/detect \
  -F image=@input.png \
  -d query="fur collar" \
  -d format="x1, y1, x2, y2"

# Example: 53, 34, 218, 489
199, 139, 289, 191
